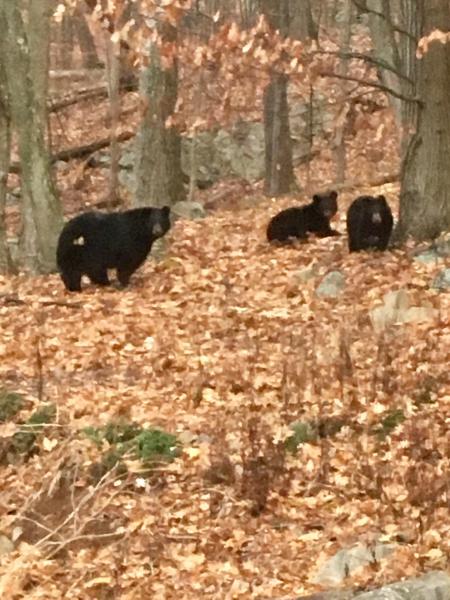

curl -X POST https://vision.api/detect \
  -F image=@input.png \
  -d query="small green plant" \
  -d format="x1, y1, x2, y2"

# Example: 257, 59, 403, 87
11, 404, 56, 455
285, 421, 317, 454
374, 409, 406, 439
0, 389, 24, 422
135, 429, 180, 463
84, 421, 180, 480
84, 421, 142, 447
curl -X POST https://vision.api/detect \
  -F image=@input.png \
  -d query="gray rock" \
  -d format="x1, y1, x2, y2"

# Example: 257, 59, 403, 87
434, 235, 450, 258
313, 543, 396, 586
298, 592, 353, 599
432, 268, 450, 290
355, 570, 450, 599
370, 289, 438, 332
172, 200, 206, 220
298, 570, 450, 600
413, 249, 440, 264
414, 234, 450, 263
118, 96, 332, 195
316, 271, 345, 298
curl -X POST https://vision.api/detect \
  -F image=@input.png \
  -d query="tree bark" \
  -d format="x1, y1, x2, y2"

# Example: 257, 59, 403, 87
263, 73, 296, 196
260, 0, 296, 196
289, 0, 318, 40
73, 5, 102, 69
398, 0, 450, 240
0, 43, 14, 273
364, 0, 420, 154
134, 23, 185, 207
106, 35, 121, 207
333, 0, 353, 183
0, 0, 62, 272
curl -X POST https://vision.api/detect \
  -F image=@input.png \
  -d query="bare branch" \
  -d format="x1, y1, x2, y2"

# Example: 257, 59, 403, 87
318, 70, 421, 105
313, 49, 413, 84
350, 0, 417, 41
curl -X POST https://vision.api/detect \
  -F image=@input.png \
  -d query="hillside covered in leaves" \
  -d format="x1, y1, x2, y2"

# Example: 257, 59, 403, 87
0, 172, 449, 597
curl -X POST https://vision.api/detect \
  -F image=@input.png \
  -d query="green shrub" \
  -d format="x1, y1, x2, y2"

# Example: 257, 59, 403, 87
285, 421, 317, 454
134, 429, 180, 463
84, 421, 180, 479
11, 404, 56, 455
374, 409, 406, 439
0, 389, 24, 422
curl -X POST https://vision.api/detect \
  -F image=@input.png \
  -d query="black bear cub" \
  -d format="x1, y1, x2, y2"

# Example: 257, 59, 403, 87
267, 190, 339, 243
346, 195, 393, 252
57, 206, 171, 291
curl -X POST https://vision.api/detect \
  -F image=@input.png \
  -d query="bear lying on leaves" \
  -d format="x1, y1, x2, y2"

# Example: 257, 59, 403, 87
57, 206, 171, 291
346, 195, 393, 252
267, 190, 339, 243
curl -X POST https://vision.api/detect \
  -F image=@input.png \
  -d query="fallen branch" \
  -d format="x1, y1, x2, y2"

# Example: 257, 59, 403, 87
49, 78, 138, 113
9, 130, 135, 174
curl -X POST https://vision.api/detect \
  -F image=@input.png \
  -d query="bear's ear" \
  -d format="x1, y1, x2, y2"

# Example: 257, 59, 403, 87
329, 190, 338, 200
162, 205, 171, 216
377, 195, 386, 202
312, 194, 320, 203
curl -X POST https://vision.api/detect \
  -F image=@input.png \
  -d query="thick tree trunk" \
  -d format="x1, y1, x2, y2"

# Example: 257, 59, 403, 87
73, 5, 102, 69
398, 0, 450, 240
134, 23, 185, 207
261, 0, 296, 196
0, 47, 14, 273
1, 0, 62, 272
263, 73, 296, 196
56, 13, 74, 70
289, 0, 318, 40
333, 0, 353, 183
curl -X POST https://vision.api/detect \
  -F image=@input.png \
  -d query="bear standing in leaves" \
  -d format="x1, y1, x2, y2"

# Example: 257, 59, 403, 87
266, 191, 339, 243
346, 195, 393, 252
57, 206, 171, 291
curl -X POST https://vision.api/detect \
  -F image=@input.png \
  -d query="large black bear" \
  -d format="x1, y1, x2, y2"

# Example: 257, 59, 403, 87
57, 206, 171, 291
346, 195, 393, 252
266, 191, 339, 243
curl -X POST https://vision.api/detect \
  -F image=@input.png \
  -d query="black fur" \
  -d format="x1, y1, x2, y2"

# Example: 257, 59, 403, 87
56, 206, 171, 291
346, 195, 393, 252
267, 191, 339, 243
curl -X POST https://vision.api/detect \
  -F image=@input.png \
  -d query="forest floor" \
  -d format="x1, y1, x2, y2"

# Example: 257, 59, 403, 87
0, 77, 449, 599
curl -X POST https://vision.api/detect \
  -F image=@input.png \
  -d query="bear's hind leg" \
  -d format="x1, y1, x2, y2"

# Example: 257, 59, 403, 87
87, 267, 110, 286
61, 270, 82, 292
116, 267, 135, 288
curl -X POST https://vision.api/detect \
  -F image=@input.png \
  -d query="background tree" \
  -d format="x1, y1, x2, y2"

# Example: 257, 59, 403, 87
357, 0, 450, 238
134, 20, 186, 207
260, 0, 296, 196
0, 43, 13, 273
0, 0, 62, 272
398, 1, 450, 240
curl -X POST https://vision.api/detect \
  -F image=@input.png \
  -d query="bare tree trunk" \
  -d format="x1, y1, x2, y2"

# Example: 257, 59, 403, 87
73, 5, 102, 69
263, 73, 296, 196
106, 35, 121, 207
363, 0, 420, 154
366, 0, 403, 123
134, 23, 185, 207
333, 0, 353, 183
260, 0, 296, 196
398, 0, 450, 240
289, 0, 318, 39
0, 44, 14, 273
29, 0, 51, 129
56, 12, 74, 70
0, 0, 62, 272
